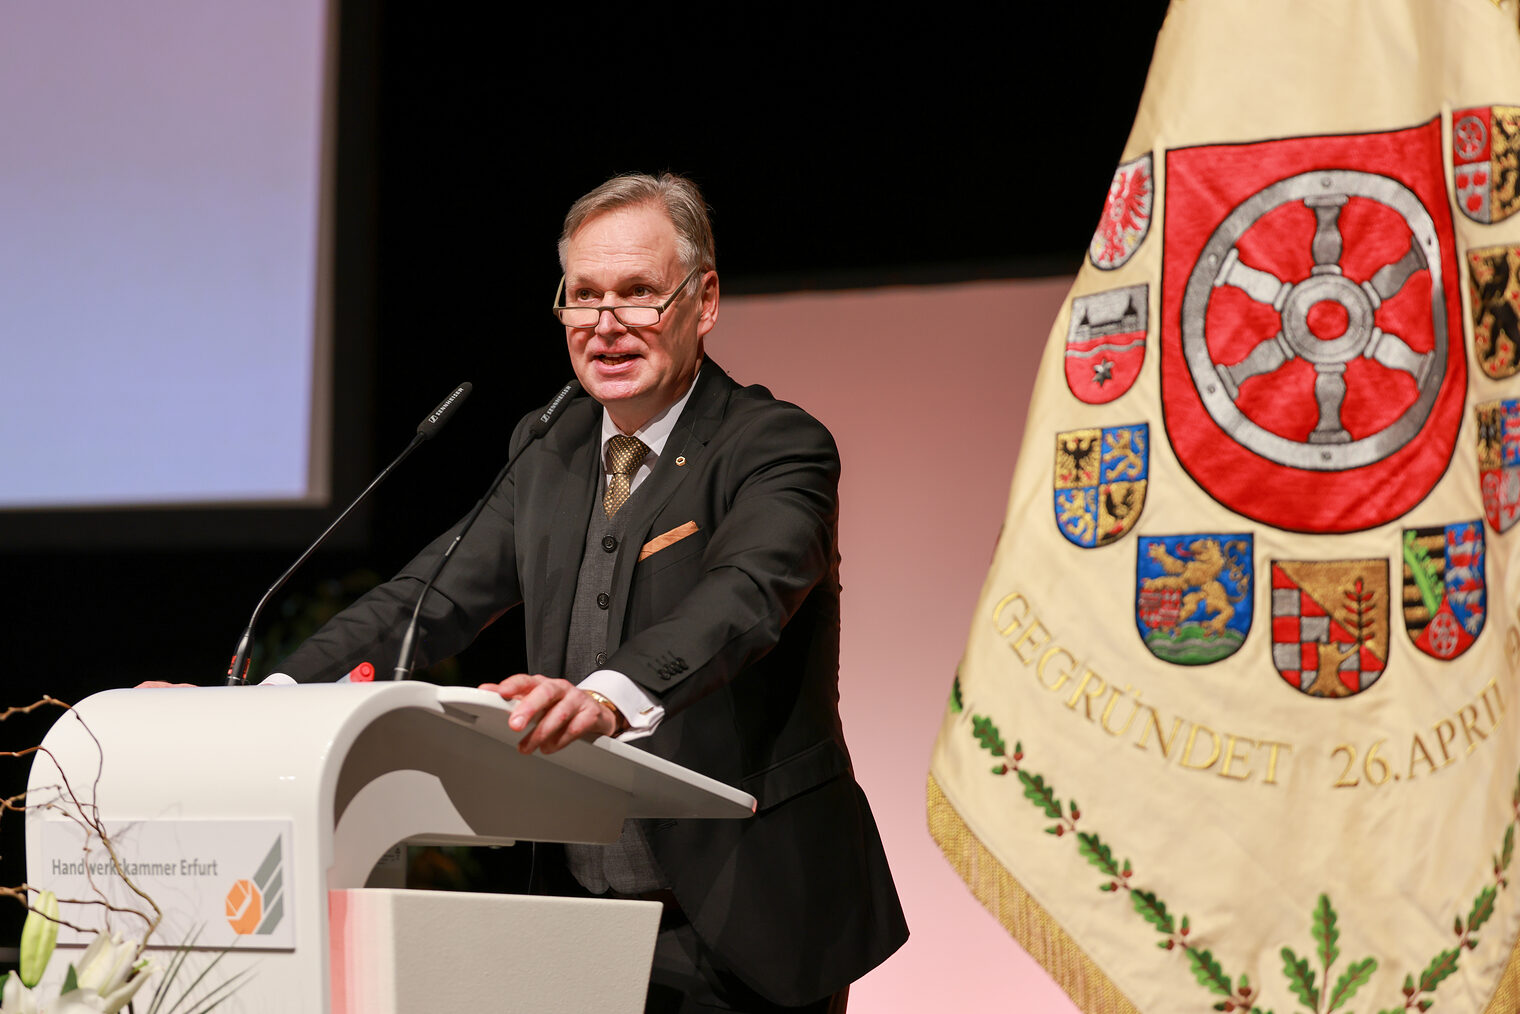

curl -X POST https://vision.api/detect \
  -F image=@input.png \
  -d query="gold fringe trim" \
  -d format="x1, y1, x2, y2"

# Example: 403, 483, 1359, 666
1485, 913, 1520, 1013
927, 773, 1139, 1014
930, 771, 1520, 1014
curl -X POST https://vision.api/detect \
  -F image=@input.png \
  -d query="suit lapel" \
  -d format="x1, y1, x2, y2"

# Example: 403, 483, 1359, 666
602, 364, 736, 654
533, 398, 600, 678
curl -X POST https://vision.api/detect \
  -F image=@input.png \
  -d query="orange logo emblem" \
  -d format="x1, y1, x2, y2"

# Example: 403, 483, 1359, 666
225, 877, 263, 934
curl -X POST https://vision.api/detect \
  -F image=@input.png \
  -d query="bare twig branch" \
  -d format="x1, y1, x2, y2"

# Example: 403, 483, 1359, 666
0, 698, 163, 944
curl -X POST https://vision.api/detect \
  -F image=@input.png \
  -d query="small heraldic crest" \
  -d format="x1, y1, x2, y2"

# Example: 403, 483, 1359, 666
1088, 154, 1153, 270
1270, 559, 1388, 698
1468, 245, 1520, 379
1476, 398, 1520, 532
1401, 521, 1485, 660
1064, 285, 1148, 403
1452, 105, 1520, 224
1134, 534, 1252, 665
1053, 424, 1148, 547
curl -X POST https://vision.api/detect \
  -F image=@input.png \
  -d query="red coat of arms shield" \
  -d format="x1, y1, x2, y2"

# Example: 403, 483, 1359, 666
1160, 119, 1466, 533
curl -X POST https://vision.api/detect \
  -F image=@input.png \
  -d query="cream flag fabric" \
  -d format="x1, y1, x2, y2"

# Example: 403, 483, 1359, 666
928, 2, 1520, 1012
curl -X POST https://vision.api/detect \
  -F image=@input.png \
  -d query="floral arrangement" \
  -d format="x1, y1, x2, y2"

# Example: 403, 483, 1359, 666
2, 891, 151, 1013
1, 698, 244, 1014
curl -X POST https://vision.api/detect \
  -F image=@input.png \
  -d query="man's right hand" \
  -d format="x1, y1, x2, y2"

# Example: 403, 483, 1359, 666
478, 674, 618, 755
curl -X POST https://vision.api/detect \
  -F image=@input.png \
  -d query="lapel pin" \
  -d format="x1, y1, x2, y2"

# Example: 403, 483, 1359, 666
675, 456, 686, 466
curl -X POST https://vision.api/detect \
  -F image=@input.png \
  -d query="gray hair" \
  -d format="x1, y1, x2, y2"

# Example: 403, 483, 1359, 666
558, 172, 715, 289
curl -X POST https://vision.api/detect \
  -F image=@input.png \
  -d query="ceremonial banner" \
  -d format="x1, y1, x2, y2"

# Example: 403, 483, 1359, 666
928, 3, 1520, 1011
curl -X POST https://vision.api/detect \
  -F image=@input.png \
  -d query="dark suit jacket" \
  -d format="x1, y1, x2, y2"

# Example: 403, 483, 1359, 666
279, 363, 907, 1004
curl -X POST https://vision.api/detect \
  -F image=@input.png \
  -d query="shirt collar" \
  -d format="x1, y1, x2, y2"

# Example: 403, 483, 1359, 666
599, 368, 701, 462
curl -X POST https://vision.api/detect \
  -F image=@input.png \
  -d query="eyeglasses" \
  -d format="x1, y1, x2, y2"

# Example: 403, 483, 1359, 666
552, 266, 702, 328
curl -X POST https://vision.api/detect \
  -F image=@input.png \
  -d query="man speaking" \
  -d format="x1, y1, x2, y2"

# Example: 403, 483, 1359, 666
276, 173, 907, 1013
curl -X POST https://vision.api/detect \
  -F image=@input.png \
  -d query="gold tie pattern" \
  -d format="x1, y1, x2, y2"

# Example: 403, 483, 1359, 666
603, 434, 649, 517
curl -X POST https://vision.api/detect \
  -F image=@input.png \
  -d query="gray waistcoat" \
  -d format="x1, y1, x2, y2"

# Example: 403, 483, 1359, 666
563, 482, 667, 895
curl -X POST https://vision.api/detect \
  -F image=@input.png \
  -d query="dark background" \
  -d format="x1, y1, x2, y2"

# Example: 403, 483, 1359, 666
0, 1, 1170, 941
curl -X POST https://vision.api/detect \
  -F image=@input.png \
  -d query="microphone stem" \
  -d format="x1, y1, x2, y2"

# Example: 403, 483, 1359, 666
390, 448, 518, 681
226, 431, 425, 686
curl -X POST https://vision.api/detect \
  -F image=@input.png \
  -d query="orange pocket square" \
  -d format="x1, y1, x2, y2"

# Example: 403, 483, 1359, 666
639, 521, 700, 561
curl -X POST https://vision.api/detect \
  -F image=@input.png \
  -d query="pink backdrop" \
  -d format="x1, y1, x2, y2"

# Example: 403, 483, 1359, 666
715, 278, 1081, 1012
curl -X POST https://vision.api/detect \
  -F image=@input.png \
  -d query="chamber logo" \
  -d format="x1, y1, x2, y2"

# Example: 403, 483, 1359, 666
225, 837, 284, 936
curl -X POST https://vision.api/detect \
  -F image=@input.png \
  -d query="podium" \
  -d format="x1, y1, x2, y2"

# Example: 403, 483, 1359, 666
24, 682, 755, 1013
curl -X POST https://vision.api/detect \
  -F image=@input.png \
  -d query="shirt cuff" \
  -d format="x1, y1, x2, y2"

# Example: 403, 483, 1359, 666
578, 670, 663, 741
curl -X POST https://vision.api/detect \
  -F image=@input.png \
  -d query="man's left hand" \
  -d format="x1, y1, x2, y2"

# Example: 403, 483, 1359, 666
479, 674, 617, 754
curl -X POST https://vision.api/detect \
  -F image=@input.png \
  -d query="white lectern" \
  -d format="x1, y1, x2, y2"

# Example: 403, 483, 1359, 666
25, 683, 755, 1013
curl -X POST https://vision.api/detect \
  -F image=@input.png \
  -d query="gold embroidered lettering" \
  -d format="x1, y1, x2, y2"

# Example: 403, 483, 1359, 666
1259, 740, 1290, 786
1100, 685, 1139, 737
992, 592, 1030, 637
1432, 719, 1458, 767
1134, 707, 1184, 760
1009, 618, 1053, 665
1218, 734, 1254, 781
1036, 646, 1076, 693
1457, 704, 1487, 755
1180, 723, 1221, 771
1408, 733, 1438, 779
1064, 670, 1107, 720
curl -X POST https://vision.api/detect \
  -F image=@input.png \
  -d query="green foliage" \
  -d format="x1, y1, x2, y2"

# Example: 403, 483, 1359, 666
1327, 956, 1377, 1012
1469, 885, 1498, 934
1419, 948, 1461, 993
1130, 890, 1174, 934
971, 715, 1005, 756
1077, 832, 1120, 878
1280, 947, 1318, 1011
1018, 769, 1062, 819
1503, 824, 1515, 872
1188, 947, 1232, 997
1312, 893, 1340, 971
144, 926, 256, 1014
949, 675, 963, 714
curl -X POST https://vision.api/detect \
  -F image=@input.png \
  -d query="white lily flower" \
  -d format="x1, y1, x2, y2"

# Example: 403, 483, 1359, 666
70, 935, 139, 1001
91, 962, 150, 1014
0, 972, 39, 1014
48, 992, 105, 1014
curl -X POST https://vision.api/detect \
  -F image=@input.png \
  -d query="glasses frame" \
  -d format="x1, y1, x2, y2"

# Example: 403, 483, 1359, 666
551, 265, 704, 329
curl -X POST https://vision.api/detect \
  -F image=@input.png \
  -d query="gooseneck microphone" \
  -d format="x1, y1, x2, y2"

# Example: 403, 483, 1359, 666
391, 379, 581, 681
224, 382, 473, 686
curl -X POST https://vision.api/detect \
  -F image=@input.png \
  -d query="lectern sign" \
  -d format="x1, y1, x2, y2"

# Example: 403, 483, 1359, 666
40, 818, 295, 951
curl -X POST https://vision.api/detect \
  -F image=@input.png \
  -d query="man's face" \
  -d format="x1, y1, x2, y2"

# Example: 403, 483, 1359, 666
561, 203, 718, 434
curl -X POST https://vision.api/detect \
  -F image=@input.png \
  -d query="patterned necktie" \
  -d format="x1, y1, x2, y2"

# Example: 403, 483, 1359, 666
603, 434, 649, 518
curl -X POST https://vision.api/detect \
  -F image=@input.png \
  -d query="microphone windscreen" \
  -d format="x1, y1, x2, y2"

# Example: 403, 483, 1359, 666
416, 382, 472, 439
528, 379, 581, 437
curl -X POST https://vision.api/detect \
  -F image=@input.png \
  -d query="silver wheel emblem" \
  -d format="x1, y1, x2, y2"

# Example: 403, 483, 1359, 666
1181, 170, 1447, 471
